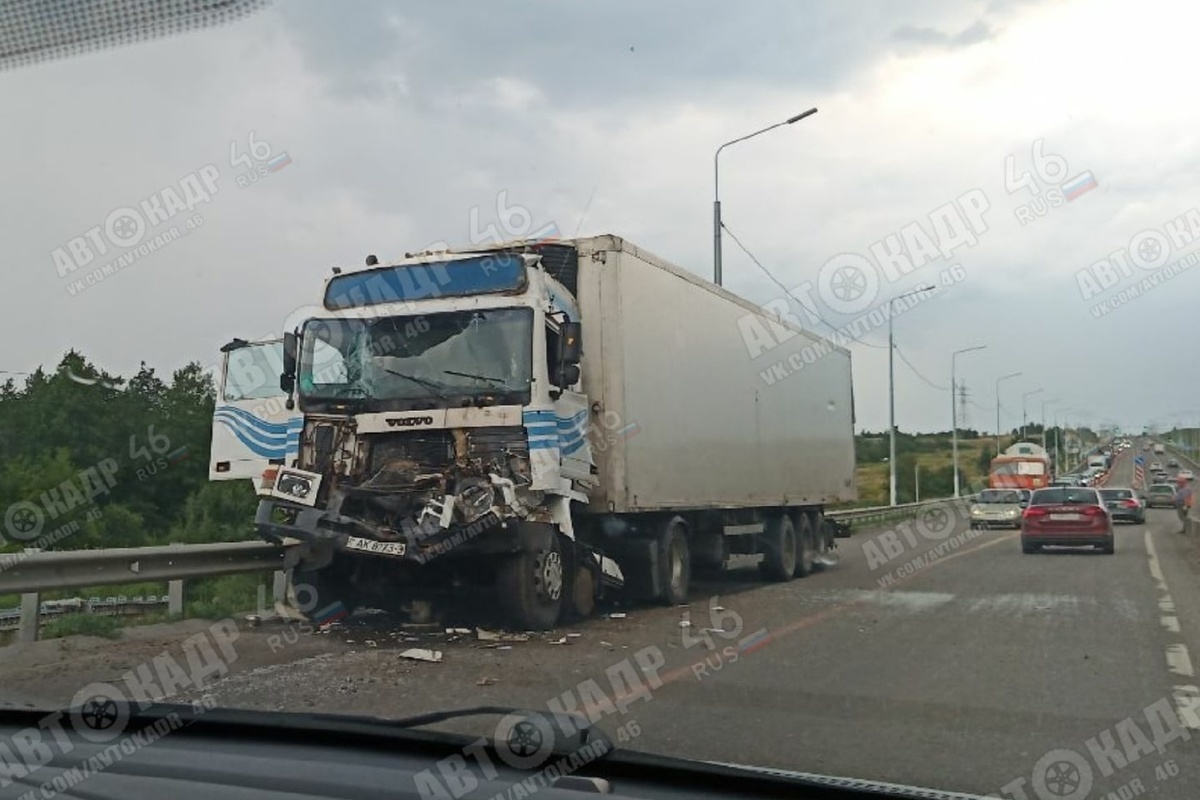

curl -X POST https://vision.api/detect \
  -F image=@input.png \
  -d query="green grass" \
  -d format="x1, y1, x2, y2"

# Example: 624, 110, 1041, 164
851, 436, 1013, 506
183, 574, 264, 620
41, 613, 123, 640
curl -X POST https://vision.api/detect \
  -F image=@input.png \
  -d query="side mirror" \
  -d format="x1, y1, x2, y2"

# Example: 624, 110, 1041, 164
281, 332, 298, 402
283, 331, 298, 377
560, 322, 582, 365
554, 363, 581, 388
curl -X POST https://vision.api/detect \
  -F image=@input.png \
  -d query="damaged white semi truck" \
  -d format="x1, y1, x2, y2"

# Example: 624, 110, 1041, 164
208, 234, 857, 629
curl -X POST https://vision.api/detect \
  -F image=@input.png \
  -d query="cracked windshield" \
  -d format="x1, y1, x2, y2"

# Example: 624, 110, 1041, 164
2, 1, 1199, 798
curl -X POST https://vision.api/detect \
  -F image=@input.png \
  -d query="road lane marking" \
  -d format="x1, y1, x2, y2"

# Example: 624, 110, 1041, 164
1166, 644, 1194, 677
1145, 529, 1200, 728
584, 531, 1016, 716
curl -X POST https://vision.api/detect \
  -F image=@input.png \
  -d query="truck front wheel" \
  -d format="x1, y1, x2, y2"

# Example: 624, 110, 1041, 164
498, 538, 564, 630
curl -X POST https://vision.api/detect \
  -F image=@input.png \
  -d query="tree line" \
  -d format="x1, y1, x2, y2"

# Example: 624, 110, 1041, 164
0, 350, 256, 557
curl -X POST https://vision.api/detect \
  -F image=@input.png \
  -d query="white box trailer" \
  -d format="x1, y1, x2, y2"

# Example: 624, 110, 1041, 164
573, 235, 856, 513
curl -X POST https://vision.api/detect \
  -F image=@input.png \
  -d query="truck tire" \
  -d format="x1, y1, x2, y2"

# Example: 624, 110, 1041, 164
793, 515, 816, 578
498, 537, 564, 630
292, 561, 360, 621
759, 514, 796, 582
569, 565, 596, 620
658, 517, 690, 606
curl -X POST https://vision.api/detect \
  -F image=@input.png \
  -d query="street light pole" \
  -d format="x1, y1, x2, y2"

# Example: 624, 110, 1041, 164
951, 345, 988, 497
713, 107, 817, 286
888, 284, 936, 506
1021, 389, 1044, 440
1042, 399, 1058, 451
995, 372, 1023, 455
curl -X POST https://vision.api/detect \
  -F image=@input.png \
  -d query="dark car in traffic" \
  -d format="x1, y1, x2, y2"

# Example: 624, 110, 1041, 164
1021, 487, 1114, 554
1099, 487, 1145, 524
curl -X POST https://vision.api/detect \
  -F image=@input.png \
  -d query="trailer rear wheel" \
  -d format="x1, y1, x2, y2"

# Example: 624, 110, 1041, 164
658, 518, 691, 606
793, 515, 816, 578
759, 515, 796, 581
498, 538, 564, 630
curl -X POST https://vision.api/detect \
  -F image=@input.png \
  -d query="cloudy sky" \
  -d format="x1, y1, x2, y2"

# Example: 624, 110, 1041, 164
3, 0, 1199, 435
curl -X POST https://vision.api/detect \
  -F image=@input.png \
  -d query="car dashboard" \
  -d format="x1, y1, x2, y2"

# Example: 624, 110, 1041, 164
0, 705, 991, 800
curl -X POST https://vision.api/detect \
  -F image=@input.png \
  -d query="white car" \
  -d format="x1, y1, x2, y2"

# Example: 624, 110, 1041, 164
969, 489, 1024, 529
1179, 470, 1195, 481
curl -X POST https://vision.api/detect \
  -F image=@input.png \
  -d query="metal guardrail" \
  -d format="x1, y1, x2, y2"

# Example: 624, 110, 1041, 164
825, 495, 977, 526
0, 540, 293, 644
0, 540, 287, 595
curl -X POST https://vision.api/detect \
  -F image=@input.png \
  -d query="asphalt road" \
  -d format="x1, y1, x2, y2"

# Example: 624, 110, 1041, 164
4, 445, 1200, 799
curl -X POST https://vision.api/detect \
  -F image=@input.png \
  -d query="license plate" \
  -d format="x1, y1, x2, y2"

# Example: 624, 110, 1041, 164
345, 537, 407, 557
1050, 513, 1083, 521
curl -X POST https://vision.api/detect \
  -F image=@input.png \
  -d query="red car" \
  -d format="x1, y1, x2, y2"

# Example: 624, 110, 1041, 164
1021, 487, 1114, 554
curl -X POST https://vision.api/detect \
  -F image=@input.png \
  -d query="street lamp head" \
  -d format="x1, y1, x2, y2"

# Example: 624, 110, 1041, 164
786, 108, 818, 124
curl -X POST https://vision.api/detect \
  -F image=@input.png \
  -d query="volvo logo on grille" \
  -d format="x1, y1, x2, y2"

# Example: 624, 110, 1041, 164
387, 416, 435, 428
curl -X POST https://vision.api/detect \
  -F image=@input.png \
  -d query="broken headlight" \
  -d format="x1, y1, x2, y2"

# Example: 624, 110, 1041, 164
270, 467, 323, 508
